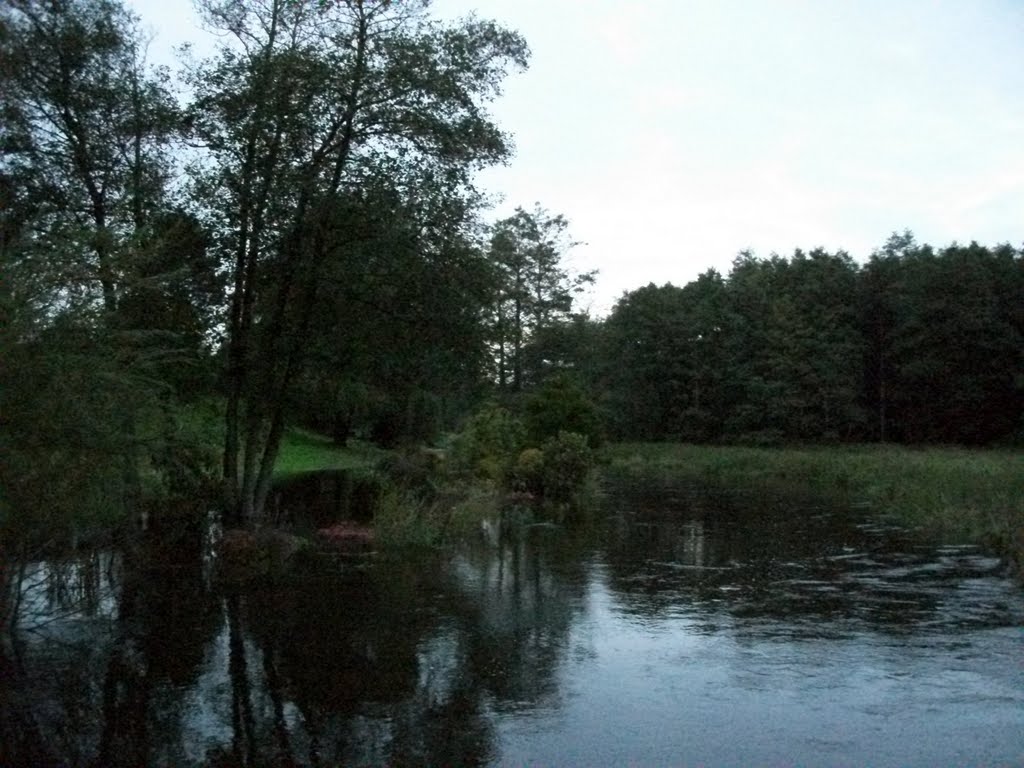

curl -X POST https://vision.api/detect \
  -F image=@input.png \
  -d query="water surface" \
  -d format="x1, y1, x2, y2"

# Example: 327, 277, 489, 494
7, 480, 1023, 766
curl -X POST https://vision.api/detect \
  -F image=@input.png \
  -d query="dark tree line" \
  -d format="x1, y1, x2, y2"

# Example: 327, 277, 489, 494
590, 234, 1023, 446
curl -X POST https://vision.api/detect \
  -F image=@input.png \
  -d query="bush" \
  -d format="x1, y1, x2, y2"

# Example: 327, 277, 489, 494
404, 389, 443, 445
540, 431, 594, 505
448, 403, 599, 511
524, 374, 604, 448
447, 485, 502, 539
374, 487, 443, 548
377, 449, 441, 500
368, 395, 405, 448
511, 447, 545, 495
449, 403, 526, 483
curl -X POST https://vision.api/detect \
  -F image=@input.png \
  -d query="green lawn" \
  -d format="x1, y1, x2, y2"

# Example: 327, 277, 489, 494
273, 429, 386, 478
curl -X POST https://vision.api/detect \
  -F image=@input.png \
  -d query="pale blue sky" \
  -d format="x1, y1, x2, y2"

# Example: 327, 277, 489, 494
132, 0, 1024, 314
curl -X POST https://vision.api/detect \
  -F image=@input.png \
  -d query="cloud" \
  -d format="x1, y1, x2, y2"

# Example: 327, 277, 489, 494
587, 5, 655, 66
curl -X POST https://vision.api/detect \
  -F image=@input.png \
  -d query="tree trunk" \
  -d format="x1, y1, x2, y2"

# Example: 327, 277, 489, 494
219, 1, 285, 524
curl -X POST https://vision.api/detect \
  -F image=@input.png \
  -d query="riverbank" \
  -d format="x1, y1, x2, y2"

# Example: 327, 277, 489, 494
602, 443, 1024, 572
271, 430, 501, 549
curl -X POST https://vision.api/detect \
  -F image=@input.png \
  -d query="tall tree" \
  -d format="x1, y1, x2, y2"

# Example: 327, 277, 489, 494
1, 0, 178, 316
720, 249, 863, 441
718, 251, 778, 440
597, 235, 1021, 447
602, 271, 729, 441
860, 231, 918, 442
603, 282, 691, 441
520, 312, 605, 395
187, 0, 528, 522
881, 240, 1024, 443
487, 204, 593, 392
294, 174, 494, 447
0, 0, 206, 552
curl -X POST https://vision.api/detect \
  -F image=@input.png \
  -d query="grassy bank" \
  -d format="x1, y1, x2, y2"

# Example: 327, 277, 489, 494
603, 443, 1023, 566
273, 429, 386, 479
272, 430, 502, 548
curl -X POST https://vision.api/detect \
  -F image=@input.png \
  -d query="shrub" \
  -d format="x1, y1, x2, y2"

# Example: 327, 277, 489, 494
511, 447, 545, 495
447, 485, 502, 539
377, 449, 441, 500
446, 407, 599, 522
540, 431, 594, 505
374, 487, 443, 548
449, 403, 526, 483
404, 389, 443, 445
368, 394, 405, 448
524, 374, 604, 448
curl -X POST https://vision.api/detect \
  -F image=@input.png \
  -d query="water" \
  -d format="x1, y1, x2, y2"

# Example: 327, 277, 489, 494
5, 479, 1023, 766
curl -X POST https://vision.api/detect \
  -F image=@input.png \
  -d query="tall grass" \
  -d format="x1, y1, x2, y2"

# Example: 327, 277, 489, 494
603, 443, 1023, 565
373, 483, 503, 549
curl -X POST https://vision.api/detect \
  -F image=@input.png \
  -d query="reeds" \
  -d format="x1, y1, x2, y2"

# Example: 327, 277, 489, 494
603, 443, 1023, 567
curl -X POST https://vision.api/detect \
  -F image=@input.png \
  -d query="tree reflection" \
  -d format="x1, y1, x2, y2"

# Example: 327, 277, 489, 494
240, 556, 483, 766
227, 594, 257, 766
600, 478, 947, 631
6, 484, 1015, 766
448, 527, 585, 709
7, 521, 593, 766
1, 538, 221, 767
200, 527, 592, 767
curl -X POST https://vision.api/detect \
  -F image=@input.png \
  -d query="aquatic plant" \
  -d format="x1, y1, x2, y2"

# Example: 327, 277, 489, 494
603, 443, 1023, 569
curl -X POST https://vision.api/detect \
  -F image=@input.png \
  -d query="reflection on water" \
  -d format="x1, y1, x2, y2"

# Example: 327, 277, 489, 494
4, 479, 1023, 767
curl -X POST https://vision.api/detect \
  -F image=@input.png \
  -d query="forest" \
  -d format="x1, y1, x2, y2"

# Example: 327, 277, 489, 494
2, 0, 1022, 555
599, 235, 1023, 446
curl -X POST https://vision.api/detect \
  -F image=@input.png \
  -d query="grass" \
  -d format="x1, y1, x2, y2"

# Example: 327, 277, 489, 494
273, 429, 386, 479
602, 442, 1024, 568
371, 483, 503, 549
272, 430, 503, 549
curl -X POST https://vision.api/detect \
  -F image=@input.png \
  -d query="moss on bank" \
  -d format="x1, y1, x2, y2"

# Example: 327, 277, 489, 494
602, 442, 1024, 571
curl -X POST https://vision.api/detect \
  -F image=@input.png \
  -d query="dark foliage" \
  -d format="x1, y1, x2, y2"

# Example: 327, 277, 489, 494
600, 236, 1023, 446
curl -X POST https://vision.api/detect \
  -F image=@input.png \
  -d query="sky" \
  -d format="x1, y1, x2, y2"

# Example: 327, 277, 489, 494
130, 0, 1024, 315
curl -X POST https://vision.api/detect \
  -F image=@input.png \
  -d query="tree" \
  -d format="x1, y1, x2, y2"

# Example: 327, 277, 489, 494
602, 282, 692, 441
187, 0, 528, 522
719, 249, 864, 442
520, 312, 605, 395
772, 249, 864, 440
877, 239, 1024, 443
596, 234, 1022, 447
860, 231, 918, 442
717, 251, 778, 440
1, 0, 179, 317
0, 0, 210, 555
294, 176, 494, 447
523, 373, 603, 447
487, 204, 594, 392
602, 271, 730, 441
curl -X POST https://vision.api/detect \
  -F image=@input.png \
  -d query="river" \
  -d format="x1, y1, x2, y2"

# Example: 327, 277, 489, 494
5, 478, 1023, 766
